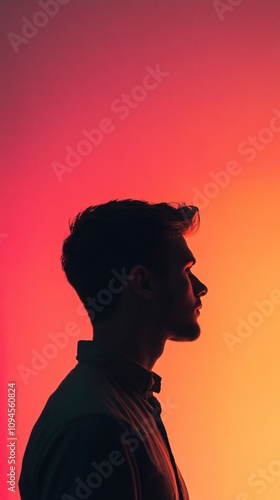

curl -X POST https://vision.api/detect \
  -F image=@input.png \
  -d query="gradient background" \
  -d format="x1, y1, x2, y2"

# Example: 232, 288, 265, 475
1, 1, 280, 499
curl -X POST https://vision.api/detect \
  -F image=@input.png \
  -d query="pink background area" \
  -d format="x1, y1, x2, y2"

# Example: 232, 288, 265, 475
1, 1, 280, 498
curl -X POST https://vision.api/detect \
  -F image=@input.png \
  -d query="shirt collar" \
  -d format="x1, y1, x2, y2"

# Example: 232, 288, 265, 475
76, 340, 161, 396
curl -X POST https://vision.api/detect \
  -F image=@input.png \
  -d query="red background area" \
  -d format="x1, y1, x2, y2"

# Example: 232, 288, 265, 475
1, 1, 280, 498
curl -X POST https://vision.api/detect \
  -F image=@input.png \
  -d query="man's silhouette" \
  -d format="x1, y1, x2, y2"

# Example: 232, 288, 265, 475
19, 199, 207, 499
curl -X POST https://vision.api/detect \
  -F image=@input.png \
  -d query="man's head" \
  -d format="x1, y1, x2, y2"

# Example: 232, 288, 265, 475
61, 199, 207, 340
155, 234, 207, 342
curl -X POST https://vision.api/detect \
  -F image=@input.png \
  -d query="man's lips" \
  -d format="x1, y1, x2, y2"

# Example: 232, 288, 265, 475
195, 303, 202, 313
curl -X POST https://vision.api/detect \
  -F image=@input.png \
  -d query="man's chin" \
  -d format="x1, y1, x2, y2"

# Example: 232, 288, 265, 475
168, 325, 201, 342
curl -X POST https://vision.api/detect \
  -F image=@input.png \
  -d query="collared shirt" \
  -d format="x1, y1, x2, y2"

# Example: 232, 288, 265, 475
19, 340, 190, 500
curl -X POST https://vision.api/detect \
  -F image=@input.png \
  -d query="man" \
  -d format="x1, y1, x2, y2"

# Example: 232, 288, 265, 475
19, 199, 207, 499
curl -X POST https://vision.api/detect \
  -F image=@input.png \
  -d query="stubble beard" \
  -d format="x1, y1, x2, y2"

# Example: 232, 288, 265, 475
168, 320, 201, 342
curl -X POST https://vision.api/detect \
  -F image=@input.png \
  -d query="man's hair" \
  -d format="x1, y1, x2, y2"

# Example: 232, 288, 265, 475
61, 199, 199, 323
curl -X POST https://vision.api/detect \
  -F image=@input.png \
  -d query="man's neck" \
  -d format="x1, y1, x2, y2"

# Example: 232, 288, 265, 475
93, 326, 166, 371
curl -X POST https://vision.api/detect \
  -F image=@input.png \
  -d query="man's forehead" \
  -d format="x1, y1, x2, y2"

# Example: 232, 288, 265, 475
168, 236, 195, 264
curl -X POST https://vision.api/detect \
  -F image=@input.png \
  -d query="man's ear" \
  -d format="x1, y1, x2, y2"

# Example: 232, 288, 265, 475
128, 265, 155, 299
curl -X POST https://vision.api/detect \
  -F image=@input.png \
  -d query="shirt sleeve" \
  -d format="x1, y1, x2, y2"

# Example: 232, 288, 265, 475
34, 414, 142, 500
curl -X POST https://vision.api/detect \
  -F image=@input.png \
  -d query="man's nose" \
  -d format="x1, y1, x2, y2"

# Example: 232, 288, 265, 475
199, 283, 208, 297
192, 275, 208, 297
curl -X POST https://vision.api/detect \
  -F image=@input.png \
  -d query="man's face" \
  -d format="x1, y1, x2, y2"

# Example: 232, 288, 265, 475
157, 236, 208, 342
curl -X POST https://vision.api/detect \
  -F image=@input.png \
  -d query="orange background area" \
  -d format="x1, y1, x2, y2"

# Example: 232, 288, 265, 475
1, 1, 280, 499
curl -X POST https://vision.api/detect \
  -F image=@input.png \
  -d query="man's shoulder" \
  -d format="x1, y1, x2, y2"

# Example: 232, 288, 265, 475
24, 361, 131, 464
40, 360, 123, 426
